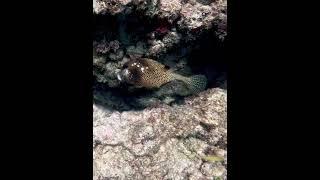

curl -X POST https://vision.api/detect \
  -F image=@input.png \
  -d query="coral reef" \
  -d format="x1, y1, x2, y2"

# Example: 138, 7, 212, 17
93, 0, 133, 15
93, 88, 227, 180
93, 0, 227, 92
93, 0, 227, 179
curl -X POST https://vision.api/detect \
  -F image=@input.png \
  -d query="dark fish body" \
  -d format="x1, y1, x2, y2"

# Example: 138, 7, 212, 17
118, 58, 207, 94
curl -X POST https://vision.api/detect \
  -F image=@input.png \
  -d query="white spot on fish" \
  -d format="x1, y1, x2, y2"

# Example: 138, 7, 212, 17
137, 65, 140, 67
124, 69, 129, 76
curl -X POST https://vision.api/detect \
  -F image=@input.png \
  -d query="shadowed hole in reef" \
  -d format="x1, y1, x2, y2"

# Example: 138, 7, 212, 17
93, 14, 118, 42
187, 28, 227, 89
93, 11, 168, 45
93, 12, 226, 112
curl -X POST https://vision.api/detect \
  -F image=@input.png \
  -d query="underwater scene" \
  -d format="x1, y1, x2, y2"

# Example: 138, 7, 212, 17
93, 0, 227, 179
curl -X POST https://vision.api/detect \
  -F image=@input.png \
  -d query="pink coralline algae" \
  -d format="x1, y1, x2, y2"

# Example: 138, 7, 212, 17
155, 26, 169, 35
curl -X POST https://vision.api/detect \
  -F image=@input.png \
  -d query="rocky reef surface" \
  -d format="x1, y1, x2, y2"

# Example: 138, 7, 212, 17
93, 0, 227, 179
94, 88, 227, 179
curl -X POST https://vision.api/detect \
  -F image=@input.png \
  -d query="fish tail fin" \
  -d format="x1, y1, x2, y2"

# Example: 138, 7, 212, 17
174, 74, 207, 94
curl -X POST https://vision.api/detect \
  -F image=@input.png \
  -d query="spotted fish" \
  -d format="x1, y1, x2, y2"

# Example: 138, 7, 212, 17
117, 58, 207, 94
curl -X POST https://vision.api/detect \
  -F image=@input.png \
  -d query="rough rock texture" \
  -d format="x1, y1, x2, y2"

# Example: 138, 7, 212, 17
156, 0, 182, 23
93, 88, 227, 180
93, 0, 227, 95
93, 1, 227, 177
93, 0, 133, 15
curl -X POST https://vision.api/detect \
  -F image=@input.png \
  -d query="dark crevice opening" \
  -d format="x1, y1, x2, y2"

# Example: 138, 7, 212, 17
93, 12, 226, 112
